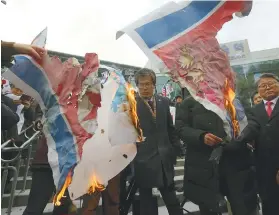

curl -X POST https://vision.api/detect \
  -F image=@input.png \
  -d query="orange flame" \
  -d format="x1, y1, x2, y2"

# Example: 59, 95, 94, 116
53, 83, 142, 206
126, 84, 143, 141
224, 79, 240, 138
54, 171, 105, 206
88, 175, 105, 194
53, 172, 72, 206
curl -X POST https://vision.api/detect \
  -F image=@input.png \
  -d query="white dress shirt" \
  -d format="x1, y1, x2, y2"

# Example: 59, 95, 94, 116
263, 96, 279, 111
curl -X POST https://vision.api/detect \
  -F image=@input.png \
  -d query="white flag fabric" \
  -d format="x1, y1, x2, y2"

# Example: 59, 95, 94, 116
4, 29, 141, 202
31, 27, 47, 48
68, 70, 138, 199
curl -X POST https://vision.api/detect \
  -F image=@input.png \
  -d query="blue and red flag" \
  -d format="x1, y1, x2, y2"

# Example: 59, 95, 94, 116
3, 29, 141, 203
117, 0, 252, 139
4, 53, 101, 200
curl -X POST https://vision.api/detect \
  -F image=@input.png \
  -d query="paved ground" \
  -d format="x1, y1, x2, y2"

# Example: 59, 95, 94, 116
128, 204, 262, 215
136, 205, 262, 215
2, 203, 263, 215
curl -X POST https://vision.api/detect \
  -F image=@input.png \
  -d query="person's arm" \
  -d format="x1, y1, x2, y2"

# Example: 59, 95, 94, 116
175, 98, 207, 146
1, 41, 17, 67
241, 110, 260, 141
1, 102, 19, 130
1, 95, 17, 112
225, 109, 260, 151
1, 41, 45, 67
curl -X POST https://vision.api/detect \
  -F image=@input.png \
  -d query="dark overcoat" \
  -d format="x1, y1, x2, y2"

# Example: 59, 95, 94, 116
234, 99, 279, 214
176, 97, 258, 214
134, 95, 180, 188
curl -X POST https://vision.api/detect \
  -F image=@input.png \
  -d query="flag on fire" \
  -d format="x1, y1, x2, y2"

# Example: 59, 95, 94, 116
3, 29, 142, 204
117, 0, 253, 139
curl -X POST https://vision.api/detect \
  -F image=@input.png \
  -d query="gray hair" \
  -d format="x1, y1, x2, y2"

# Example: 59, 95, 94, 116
256, 73, 279, 86
134, 68, 156, 86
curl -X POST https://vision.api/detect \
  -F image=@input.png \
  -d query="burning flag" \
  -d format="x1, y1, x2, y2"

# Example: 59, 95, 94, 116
3, 29, 142, 203
117, 0, 253, 139
68, 69, 142, 199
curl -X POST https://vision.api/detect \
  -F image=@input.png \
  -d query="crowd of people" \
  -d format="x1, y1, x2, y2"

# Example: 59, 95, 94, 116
1, 41, 279, 215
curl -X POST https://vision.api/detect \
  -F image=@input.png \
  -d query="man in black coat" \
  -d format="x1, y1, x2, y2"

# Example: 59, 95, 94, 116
231, 73, 279, 215
134, 69, 183, 215
1, 94, 19, 132
176, 95, 258, 215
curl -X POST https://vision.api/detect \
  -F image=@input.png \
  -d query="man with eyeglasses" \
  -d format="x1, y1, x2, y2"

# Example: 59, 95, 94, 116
133, 69, 183, 215
230, 73, 279, 215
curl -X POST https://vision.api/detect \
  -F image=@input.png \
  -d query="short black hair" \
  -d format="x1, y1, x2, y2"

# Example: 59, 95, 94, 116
256, 73, 279, 86
134, 68, 156, 86
251, 91, 259, 101
175, 95, 182, 99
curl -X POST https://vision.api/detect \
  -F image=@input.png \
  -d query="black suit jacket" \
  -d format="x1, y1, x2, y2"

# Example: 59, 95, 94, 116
234, 99, 279, 199
134, 95, 181, 188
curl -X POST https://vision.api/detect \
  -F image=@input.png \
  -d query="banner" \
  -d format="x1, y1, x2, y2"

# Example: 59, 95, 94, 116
220, 39, 251, 62
3, 29, 141, 202
117, 0, 252, 139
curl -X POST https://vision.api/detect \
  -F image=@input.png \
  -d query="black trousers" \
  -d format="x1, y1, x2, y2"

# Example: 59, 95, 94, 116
198, 169, 259, 215
199, 203, 260, 215
259, 168, 279, 215
261, 192, 279, 215
139, 186, 182, 215
22, 168, 71, 215
138, 163, 182, 215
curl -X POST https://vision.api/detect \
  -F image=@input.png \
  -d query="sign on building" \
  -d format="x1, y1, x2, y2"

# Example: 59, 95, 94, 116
220, 39, 251, 62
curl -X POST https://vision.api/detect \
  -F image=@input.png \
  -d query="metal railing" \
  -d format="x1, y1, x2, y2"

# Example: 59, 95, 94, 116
1, 124, 41, 215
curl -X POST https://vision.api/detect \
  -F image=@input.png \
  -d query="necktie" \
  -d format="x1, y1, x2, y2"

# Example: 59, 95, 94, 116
147, 100, 154, 111
266, 101, 273, 117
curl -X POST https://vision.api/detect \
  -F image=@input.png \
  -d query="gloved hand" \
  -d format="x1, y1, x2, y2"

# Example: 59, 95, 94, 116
223, 138, 246, 152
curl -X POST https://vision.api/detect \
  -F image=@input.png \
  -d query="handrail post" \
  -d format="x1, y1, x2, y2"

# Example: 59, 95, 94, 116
7, 165, 19, 215
22, 143, 33, 192
1, 125, 41, 214
1, 164, 9, 199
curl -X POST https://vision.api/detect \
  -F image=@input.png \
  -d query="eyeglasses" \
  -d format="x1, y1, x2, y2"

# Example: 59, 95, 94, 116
138, 83, 153, 89
258, 82, 278, 89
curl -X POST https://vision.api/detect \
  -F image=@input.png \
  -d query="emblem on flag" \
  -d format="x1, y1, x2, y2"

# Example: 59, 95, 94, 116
117, 0, 252, 139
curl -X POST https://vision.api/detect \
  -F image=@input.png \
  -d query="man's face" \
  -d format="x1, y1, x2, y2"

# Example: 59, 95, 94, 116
253, 93, 262, 105
258, 77, 279, 101
137, 75, 155, 99
176, 97, 182, 104
11, 87, 23, 96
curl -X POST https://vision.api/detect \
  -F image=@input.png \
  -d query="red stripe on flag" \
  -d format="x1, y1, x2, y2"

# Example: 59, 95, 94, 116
153, 1, 245, 109
42, 53, 100, 157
